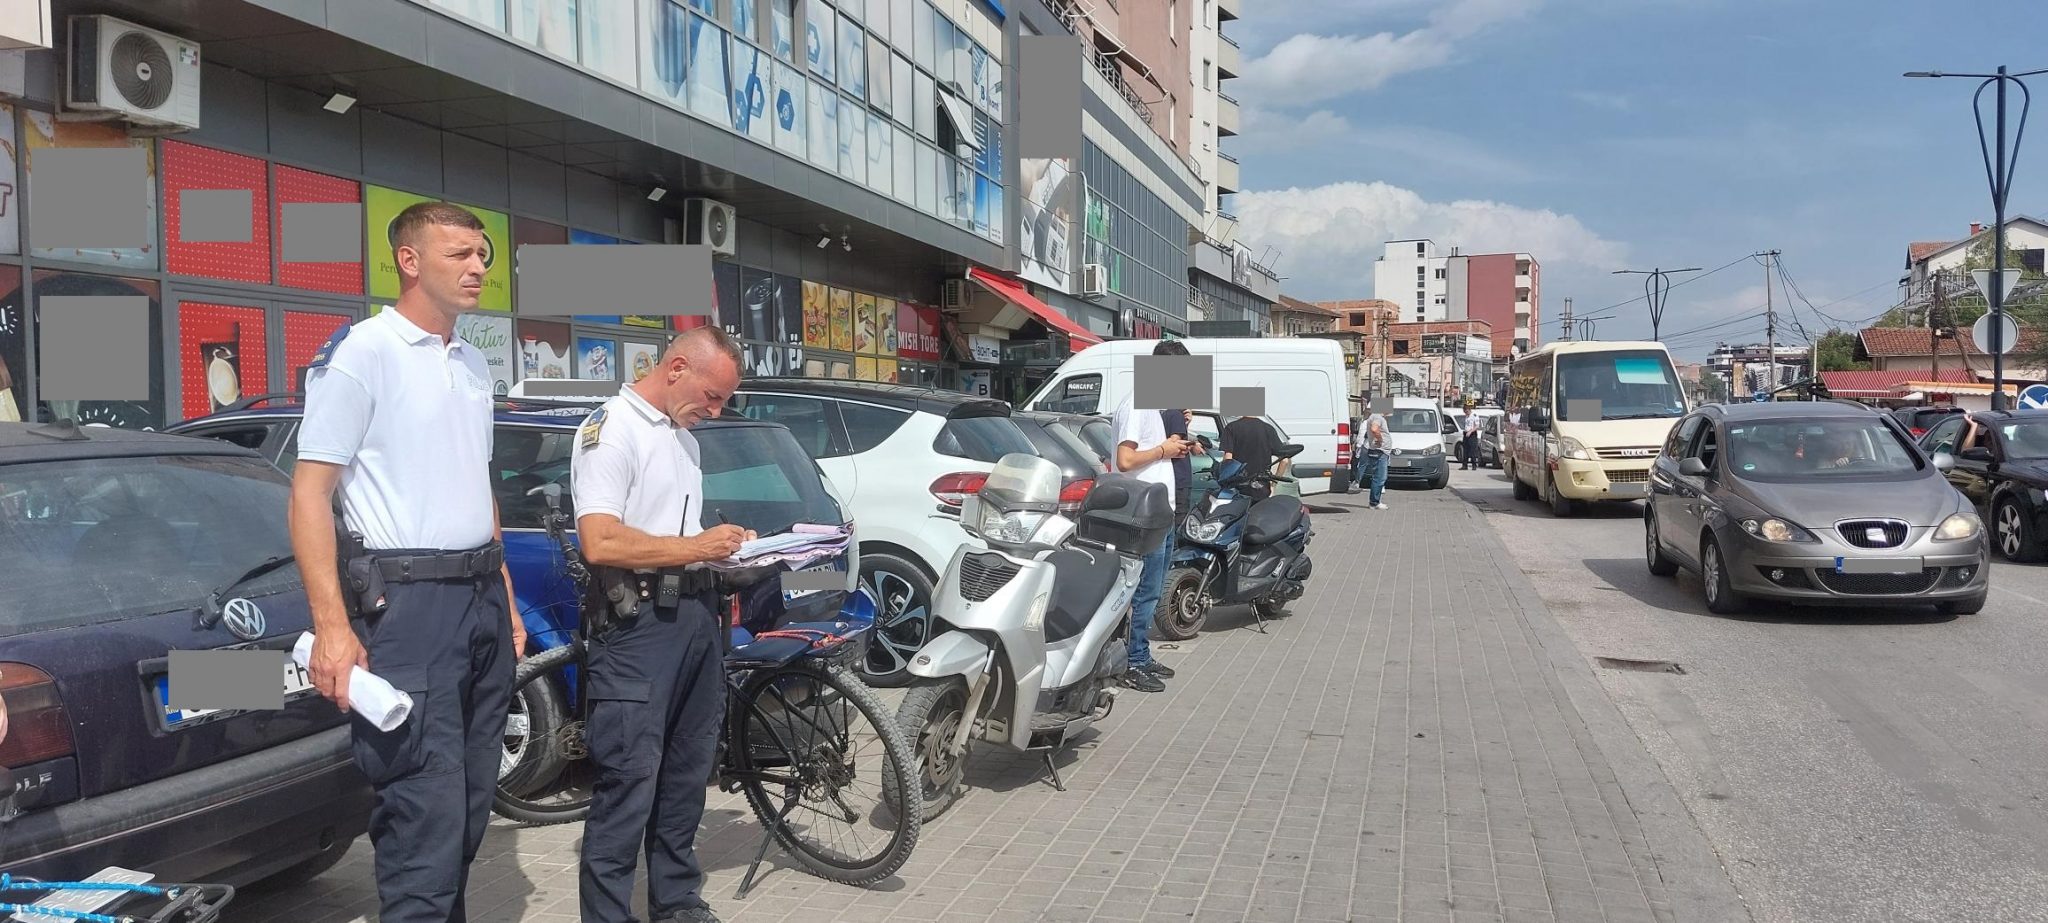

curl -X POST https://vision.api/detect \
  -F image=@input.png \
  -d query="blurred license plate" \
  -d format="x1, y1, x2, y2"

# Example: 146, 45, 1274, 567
1836, 557, 1922, 574
782, 564, 840, 601
1390, 459, 1411, 468
154, 658, 315, 728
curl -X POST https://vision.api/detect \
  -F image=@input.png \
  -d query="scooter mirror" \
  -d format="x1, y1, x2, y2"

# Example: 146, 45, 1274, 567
1276, 442, 1304, 460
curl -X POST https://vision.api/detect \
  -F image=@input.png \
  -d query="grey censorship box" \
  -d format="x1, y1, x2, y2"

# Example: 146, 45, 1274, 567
1838, 557, 1924, 575
1018, 36, 1082, 159
1565, 399, 1603, 422
168, 649, 289, 712
1219, 386, 1266, 418
1133, 355, 1212, 410
281, 202, 365, 263
517, 244, 716, 317
1370, 395, 1394, 415
41, 296, 151, 401
37, 147, 149, 250
179, 189, 252, 243
780, 570, 846, 594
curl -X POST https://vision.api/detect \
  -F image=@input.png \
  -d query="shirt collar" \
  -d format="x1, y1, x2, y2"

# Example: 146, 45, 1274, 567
619, 385, 673, 428
381, 307, 471, 352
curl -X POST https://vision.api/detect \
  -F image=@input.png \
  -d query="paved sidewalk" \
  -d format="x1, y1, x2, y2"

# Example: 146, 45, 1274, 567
239, 485, 1748, 923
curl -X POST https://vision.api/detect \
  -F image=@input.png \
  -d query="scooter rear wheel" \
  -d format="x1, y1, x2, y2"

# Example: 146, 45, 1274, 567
1154, 566, 1209, 641
889, 679, 972, 822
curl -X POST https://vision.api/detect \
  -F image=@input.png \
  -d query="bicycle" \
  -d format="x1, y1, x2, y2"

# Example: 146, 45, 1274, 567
491, 485, 921, 894
0, 873, 232, 923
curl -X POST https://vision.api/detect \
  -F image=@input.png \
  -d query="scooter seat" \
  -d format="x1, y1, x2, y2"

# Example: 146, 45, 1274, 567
1044, 547, 1123, 643
1243, 495, 1305, 545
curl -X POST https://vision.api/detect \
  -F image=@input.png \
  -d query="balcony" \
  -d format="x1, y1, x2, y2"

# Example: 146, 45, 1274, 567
1217, 91, 1240, 137
1218, 0, 1240, 21
1217, 33, 1242, 79
1215, 151, 1240, 195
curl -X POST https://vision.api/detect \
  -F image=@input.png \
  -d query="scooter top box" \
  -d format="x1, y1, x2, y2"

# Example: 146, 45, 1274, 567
1076, 473, 1174, 556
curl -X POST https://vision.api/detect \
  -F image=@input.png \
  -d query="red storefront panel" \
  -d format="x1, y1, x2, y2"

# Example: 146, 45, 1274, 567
275, 165, 364, 295
163, 141, 272, 284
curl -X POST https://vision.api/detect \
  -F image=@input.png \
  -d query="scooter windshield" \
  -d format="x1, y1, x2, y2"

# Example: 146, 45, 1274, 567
979, 453, 1064, 512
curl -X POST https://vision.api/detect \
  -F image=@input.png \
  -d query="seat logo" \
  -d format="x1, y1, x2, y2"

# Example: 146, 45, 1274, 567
222, 598, 267, 641
1866, 527, 1887, 544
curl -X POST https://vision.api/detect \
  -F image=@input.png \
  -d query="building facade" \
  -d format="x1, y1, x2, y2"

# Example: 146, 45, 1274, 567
1269, 294, 1337, 337
1374, 239, 1449, 323
1444, 251, 1537, 358
1377, 319, 1493, 403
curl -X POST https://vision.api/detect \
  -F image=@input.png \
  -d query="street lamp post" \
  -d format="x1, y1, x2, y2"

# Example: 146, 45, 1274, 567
1906, 64, 2048, 410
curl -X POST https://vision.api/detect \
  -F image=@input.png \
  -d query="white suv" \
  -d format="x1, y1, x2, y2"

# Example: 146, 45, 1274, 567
730, 380, 1044, 686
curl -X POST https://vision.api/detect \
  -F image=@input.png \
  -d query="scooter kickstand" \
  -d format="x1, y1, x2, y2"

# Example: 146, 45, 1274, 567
736, 805, 792, 898
1041, 750, 1067, 792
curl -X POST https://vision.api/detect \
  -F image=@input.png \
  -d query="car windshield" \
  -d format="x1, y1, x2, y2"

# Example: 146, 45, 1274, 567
1998, 420, 2048, 459
699, 425, 846, 535
0, 454, 299, 636
1387, 409, 1441, 433
1725, 419, 1924, 481
1556, 351, 1688, 421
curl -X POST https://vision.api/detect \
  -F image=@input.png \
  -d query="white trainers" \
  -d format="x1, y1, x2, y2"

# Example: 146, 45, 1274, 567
1375, 502, 1391, 510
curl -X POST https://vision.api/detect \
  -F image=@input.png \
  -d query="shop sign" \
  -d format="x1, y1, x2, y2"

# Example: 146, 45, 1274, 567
967, 334, 1002, 364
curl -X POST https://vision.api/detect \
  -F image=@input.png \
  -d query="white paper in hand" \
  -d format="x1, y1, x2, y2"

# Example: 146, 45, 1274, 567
292, 632, 415, 732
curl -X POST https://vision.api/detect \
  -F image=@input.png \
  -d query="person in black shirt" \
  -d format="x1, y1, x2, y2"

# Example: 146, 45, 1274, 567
1221, 415, 1281, 502
1161, 407, 1193, 514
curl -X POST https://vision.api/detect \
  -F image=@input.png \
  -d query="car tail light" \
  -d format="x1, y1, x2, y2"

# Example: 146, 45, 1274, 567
930, 472, 991, 508
1059, 478, 1094, 514
1337, 422, 1352, 467
1910, 427, 1928, 438
0, 664, 76, 768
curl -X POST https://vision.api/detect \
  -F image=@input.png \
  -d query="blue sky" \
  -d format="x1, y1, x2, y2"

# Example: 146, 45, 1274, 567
1230, 0, 2048, 360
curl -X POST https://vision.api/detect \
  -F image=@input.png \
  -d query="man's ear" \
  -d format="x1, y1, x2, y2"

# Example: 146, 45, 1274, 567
394, 243, 420, 280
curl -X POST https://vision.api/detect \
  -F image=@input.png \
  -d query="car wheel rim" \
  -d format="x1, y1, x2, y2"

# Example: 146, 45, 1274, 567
2000, 505, 2023, 557
1703, 545, 1721, 601
1646, 517, 1658, 563
863, 569, 931, 676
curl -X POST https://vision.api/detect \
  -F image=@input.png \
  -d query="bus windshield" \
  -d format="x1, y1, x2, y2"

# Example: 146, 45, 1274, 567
1555, 350, 1687, 422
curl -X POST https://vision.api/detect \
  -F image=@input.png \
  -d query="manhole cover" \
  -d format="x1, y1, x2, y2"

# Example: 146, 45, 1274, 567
1595, 656, 1686, 674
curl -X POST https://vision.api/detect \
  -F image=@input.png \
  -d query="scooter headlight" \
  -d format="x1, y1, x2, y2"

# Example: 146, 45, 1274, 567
977, 506, 1051, 545
1183, 513, 1224, 543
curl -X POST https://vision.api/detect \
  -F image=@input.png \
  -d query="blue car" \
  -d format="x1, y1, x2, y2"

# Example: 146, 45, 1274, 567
167, 395, 863, 802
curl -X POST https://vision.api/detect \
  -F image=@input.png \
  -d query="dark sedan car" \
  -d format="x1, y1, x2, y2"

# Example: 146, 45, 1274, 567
0, 421, 372, 889
1890, 405, 1965, 440
1918, 409, 2048, 562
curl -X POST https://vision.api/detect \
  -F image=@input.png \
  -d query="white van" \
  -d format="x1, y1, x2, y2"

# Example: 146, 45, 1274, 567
1023, 338, 1350, 495
1383, 396, 1451, 489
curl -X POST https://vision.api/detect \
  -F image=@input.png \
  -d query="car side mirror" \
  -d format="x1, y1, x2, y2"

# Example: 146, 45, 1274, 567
1959, 446, 1994, 463
1678, 457, 1709, 477
1933, 451, 1957, 473
1527, 409, 1551, 432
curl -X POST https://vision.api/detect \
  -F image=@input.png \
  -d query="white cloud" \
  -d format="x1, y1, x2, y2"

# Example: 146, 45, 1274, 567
1235, 181, 1628, 300
1237, 0, 1540, 108
1239, 109, 1541, 183
1569, 90, 1634, 111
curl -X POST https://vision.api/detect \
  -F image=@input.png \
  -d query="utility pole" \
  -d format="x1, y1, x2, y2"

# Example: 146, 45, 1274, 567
1559, 297, 1574, 341
1930, 269, 1945, 383
1613, 267, 1704, 340
1758, 250, 1781, 401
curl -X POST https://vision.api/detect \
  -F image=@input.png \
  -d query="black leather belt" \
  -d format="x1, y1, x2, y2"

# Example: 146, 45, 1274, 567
372, 542, 505, 583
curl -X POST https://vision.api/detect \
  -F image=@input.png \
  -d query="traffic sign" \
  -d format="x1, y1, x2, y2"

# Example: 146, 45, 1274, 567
1973, 312, 2020, 356
2021, 384, 2048, 410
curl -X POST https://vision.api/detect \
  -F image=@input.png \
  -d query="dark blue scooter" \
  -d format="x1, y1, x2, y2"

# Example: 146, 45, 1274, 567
1158, 443, 1315, 638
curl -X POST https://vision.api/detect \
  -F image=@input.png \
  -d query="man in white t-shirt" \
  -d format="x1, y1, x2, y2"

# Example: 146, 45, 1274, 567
1110, 340, 1196, 693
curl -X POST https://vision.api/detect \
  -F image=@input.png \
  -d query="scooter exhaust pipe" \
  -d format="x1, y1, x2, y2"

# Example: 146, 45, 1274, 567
1091, 686, 1117, 721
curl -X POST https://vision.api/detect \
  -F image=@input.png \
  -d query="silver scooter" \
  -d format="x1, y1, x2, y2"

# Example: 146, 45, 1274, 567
887, 454, 1173, 821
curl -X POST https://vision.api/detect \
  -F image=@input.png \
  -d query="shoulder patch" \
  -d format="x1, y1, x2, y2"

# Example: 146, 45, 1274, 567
308, 322, 351, 370
579, 407, 609, 449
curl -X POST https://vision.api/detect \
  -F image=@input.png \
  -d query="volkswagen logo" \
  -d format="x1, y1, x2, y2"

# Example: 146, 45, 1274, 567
221, 598, 267, 642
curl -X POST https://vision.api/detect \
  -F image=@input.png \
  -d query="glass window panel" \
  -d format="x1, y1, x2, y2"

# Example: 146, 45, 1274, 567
914, 0, 936, 71
687, 14, 734, 128
583, 0, 638, 83
773, 60, 808, 156
933, 15, 955, 90
954, 159, 972, 227
867, 32, 893, 115
808, 79, 836, 167
428, 0, 505, 31
510, 0, 578, 59
805, 0, 836, 82
842, 100, 864, 182
989, 181, 1003, 245
914, 69, 936, 139
868, 112, 890, 197
891, 53, 914, 128
892, 0, 913, 50
731, 40, 773, 144
771, 0, 797, 59
971, 43, 990, 111
894, 125, 917, 204
689, 0, 716, 14
735, 0, 757, 40
644, 0, 690, 104
916, 141, 937, 214
868, 0, 888, 43
838, 18, 867, 102
987, 47, 1002, 122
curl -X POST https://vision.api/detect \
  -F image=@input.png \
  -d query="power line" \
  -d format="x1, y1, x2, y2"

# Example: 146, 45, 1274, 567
1558, 253, 1757, 329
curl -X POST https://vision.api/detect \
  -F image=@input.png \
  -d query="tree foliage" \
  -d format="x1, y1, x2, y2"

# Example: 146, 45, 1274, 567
1814, 328, 1868, 372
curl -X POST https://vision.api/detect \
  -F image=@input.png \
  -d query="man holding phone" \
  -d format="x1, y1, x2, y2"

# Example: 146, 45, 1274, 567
1110, 341, 1197, 693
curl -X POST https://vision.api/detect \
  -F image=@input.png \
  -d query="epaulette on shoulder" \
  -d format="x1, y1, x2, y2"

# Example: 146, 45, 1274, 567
308, 322, 351, 370
579, 406, 609, 449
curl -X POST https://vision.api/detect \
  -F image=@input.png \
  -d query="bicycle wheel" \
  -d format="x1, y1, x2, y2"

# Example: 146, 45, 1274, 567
731, 659, 922, 887
493, 642, 596, 826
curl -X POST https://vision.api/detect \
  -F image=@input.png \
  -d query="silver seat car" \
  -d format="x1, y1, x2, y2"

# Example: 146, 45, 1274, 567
1644, 401, 1990, 615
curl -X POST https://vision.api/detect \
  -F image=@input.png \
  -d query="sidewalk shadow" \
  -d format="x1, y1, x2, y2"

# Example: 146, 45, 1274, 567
1452, 482, 1645, 521
1579, 557, 1958, 626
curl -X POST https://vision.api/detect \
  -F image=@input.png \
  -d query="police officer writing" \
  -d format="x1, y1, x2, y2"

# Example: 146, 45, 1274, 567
570, 326, 750, 923
288, 202, 525, 923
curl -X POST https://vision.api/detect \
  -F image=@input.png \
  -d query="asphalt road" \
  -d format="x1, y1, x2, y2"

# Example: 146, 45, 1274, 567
1447, 465, 2048, 923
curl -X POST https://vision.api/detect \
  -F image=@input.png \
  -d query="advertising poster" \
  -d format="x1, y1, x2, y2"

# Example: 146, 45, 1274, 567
715, 260, 742, 333
644, 0, 688, 104
364, 184, 437, 302
731, 42, 772, 145
855, 356, 877, 381
458, 202, 513, 313
772, 61, 807, 158
879, 298, 899, 354
898, 304, 941, 360
1016, 157, 1075, 292
23, 111, 159, 270
622, 316, 667, 328
275, 165, 363, 295
577, 336, 618, 380
565, 229, 624, 323
284, 310, 353, 392
880, 358, 899, 383
854, 293, 878, 354
738, 267, 777, 343
178, 301, 270, 420
828, 288, 854, 352
829, 358, 853, 380
687, 12, 733, 129
0, 265, 22, 421
801, 281, 829, 348
805, 0, 836, 84
163, 143, 271, 283
0, 102, 17, 256
456, 312, 516, 395
22, 271, 165, 429
519, 320, 574, 379
623, 339, 662, 382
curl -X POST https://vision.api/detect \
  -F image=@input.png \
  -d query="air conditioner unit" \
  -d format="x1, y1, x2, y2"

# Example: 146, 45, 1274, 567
941, 278, 973, 311
1080, 262, 1109, 298
65, 15, 201, 130
683, 198, 736, 257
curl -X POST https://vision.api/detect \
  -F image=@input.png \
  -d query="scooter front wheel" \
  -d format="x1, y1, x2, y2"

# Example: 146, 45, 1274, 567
889, 678, 972, 822
1154, 566, 1210, 641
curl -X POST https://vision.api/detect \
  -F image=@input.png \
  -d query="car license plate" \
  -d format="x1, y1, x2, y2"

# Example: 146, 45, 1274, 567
1391, 458, 1411, 468
154, 658, 315, 728
8, 866, 153, 922
1836, 557, 1922, 574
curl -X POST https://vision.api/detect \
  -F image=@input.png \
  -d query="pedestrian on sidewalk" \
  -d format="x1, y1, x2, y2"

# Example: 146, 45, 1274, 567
1363, 406, 1391, 510
1461, 405, 1482, 471
1349, 415, 1367, 492
1109, 341, 1197, 693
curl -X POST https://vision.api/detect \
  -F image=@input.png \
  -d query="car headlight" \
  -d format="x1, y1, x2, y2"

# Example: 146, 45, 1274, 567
1739, 518, 1818, 543
1555, 436, 1595, 461
1934, 511, 1983, 541
1419, 443, 1440, 456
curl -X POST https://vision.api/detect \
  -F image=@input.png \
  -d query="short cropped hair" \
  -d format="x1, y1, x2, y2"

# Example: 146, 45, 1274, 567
389, 201, 485, 254
1152, 339, 1190, 357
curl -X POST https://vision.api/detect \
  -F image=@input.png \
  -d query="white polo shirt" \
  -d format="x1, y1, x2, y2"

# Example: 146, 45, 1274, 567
1109, 393, 1175, 497
297, 309, 497, 552
569, 386, 706, 549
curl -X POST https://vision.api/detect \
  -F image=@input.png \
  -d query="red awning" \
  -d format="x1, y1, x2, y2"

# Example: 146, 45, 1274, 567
967, 267, 1105, 349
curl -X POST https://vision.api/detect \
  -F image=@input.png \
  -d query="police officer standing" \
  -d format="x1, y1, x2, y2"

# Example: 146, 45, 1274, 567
570, 326, 750, 923
289, 202, 526, 923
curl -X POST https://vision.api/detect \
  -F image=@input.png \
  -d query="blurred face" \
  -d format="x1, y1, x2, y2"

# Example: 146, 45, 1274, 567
655, 344, 742, 429
397, 223, 487, 316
